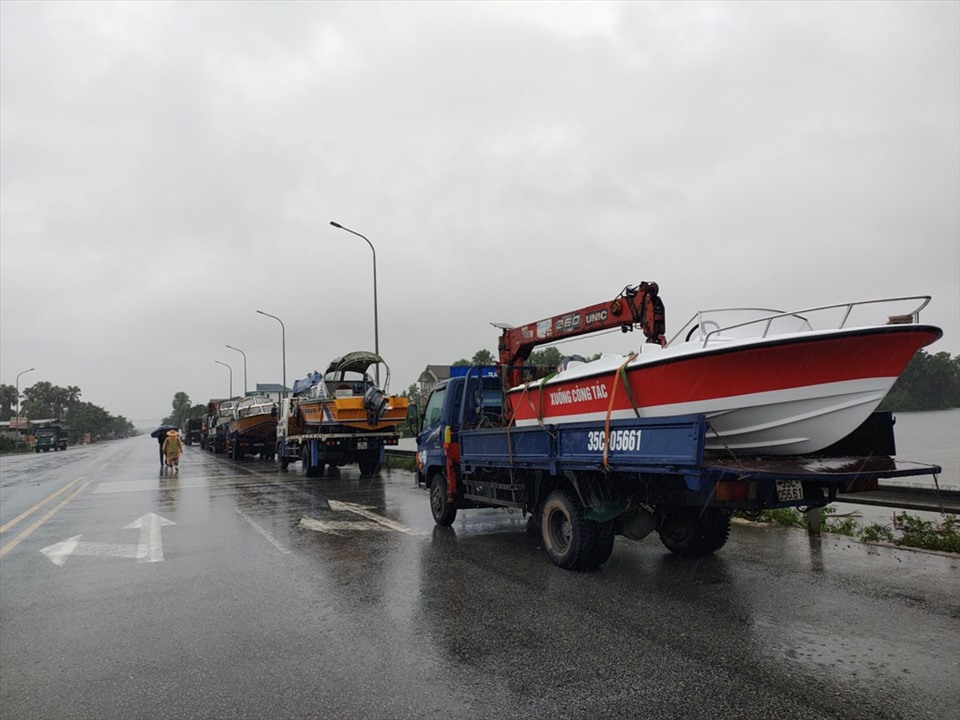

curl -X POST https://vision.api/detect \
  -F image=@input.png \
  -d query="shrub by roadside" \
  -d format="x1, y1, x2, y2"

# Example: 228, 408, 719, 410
736, 507, 960, 554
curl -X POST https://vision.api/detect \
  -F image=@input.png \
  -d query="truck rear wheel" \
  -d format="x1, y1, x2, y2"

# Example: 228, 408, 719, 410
302, 447, 323, 478
657, 507, 730, 557
590, 521, 616, 567
541, 489, 596, 570
358, 449, 380, 476
430, 473, 457, 526
277, 445, 289, 471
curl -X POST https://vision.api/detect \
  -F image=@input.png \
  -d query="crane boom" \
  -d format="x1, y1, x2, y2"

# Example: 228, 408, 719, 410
497, 282, 665, 386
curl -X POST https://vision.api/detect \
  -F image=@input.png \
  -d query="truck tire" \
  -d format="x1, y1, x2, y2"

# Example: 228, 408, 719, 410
541, 489, 596, 570
700, 510, 732, 554
276, 446, 289, 471
358, 449, 380, 476
657, 507, 729, 557
590, 521, 616, 567
302, 447, 323, 478
430, 473, 457, 526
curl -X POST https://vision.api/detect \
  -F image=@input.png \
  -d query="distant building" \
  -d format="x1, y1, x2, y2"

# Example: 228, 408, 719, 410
417, 365, 452, 400
254, 383, 289, 403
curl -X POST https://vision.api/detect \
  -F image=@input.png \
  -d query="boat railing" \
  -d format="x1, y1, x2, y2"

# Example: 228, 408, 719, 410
695, 296, 931, 348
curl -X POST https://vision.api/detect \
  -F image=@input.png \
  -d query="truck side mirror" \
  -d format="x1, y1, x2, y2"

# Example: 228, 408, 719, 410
406, 404, 419, 433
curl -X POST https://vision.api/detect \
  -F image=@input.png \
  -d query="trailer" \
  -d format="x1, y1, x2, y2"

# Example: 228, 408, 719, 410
416, 374, 941, 571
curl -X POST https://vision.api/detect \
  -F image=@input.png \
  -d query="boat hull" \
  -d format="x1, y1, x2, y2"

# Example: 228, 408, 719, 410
297, 396, 410, 431
508, 326, 941, 455
228, 413, 278, 438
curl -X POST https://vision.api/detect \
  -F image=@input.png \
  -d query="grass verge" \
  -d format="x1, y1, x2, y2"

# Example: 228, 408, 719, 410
736, 507, 960, 554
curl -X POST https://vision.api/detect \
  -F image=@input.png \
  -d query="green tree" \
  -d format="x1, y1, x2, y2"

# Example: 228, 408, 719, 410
68, 401, 112, 441
21, 381, 57, 419
0, 384, 17, 421
881, 350, 960, 411
528, 346, 563, 369
163, 392, 194, 425
471, 349, 495, 365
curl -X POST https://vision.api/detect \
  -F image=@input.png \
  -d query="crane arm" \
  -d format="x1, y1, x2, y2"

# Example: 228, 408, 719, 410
497, 282, 665, 386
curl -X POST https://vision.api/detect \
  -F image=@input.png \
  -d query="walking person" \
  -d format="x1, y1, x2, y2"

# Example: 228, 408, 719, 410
163, 429, 183, 473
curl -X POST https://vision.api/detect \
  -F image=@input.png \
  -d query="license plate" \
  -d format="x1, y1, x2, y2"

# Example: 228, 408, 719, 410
357, 441, 367, 449
776, 479, 804, 502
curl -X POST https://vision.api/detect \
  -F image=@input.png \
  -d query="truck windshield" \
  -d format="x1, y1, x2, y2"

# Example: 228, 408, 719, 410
423, 386, 446, 428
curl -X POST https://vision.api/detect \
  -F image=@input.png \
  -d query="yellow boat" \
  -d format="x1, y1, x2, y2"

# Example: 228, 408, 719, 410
292, 352, 409, 432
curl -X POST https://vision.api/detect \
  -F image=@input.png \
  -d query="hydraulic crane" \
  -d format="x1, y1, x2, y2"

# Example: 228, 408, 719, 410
496, 281, 666, 387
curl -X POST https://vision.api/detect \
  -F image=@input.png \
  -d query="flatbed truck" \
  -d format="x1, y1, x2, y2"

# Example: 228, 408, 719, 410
416, 371, 941, 571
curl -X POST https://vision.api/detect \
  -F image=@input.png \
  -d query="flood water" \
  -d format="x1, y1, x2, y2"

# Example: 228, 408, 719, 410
830, 408, 959, 527
887, 408, 959, 490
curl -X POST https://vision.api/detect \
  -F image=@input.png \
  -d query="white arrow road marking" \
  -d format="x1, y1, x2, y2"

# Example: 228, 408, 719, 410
40, 513, 176, 566
299, 517, 390, 536
326, 500, 425, 535
124, 512, 176, 562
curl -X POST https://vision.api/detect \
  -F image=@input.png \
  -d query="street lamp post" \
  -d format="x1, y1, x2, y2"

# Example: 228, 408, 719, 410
15, 367, 35, 432
330, 221, 379, 383
256, 310, 286, 398
214, 360, 233, 398
225, 345, 247, 397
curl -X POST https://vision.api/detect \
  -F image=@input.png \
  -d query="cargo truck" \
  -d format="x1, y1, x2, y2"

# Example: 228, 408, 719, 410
34, 425, 68, 452
276, 352, 410, 477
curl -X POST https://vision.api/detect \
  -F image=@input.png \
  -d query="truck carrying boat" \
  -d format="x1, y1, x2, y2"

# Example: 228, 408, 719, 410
224, 395, 278, 461
416, 283, 943, 570
276, 352, 410, 477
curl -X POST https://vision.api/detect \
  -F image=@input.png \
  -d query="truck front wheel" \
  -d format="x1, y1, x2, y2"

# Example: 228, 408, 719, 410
541, 489, 596, 571
430, 473, 457, 526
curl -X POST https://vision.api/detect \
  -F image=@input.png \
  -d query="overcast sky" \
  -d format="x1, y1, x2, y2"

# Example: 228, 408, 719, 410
2, 1, 958, 426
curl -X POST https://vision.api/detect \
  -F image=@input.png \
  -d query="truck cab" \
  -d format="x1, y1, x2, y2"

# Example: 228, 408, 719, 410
416, 368, 502, 489
34, 426, 67, 452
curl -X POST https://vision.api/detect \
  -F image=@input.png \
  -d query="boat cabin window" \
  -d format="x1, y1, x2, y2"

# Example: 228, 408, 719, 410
324, 370, 373, 397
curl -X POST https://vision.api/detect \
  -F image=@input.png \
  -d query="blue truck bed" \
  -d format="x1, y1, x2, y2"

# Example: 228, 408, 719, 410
459, 414, 941, 497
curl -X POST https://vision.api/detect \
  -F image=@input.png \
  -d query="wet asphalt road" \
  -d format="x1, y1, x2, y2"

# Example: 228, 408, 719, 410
1, 438, 958, 720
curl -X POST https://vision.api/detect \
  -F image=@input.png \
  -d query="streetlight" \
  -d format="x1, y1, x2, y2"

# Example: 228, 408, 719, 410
225, 345, 247, 397
256, 310, 286, 398
15, 367, 34, 432
330, 221, 379, 383
214, 360, 233, 397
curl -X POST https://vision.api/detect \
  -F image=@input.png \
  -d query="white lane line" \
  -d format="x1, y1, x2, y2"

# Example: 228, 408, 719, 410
235, 506, 291, 555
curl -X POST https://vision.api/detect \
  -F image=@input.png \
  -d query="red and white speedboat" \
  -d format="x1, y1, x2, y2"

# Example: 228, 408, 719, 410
507, 297, 942, 455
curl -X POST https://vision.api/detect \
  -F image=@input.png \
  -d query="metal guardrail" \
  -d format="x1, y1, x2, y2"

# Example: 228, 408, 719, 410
385, 448, 958, 514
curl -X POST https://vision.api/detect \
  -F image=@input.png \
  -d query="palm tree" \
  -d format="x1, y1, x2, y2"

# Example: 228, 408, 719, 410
21, 381, 54, 419
66, 386, 82, 406
0, 384, 18, 421
52, 386, 71, 421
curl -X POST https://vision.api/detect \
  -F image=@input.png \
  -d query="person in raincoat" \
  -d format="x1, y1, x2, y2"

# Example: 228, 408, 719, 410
163, 429, 183, 472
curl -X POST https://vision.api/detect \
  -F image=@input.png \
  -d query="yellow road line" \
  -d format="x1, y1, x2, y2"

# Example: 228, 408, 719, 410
0, 480, 92, 559
0, 475, 87, 535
